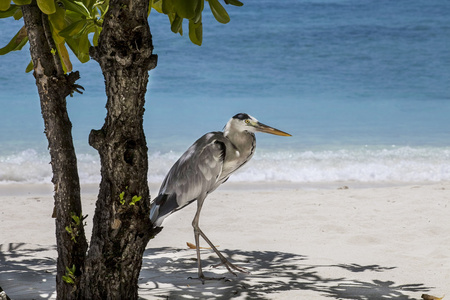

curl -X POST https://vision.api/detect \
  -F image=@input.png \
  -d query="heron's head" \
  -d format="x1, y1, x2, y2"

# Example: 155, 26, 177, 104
224, 113, 291, 137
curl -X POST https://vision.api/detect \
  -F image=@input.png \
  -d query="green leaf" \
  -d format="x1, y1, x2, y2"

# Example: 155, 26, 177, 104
170, 13, 183, 34
119, 191, 125, 204
76, 33, 91, 63
92, 0, 108, 17
0, 0, 10, 11
71, 214, 80, 225
12, 0, 32, 5
0, 26, 28, 55
58, 49, 75, 75
130, 195, 142, 205
224, 0, 243, 6
13, 7, 22, 19
59, 0, 91, 17
83, 0, 95, 10
37, 0, 56, 14
82, 19, 96, 36
93, 26, 100, 46
192, 0, 203, 23
207, 0, 229, 24
69, 264, 76, 274
48, 4, 66, 32
189, 19, 202, 46
62, 275, 74, 284
0, 4, 18, 18
62, 265, 76, 284
66, 38, 89, 63
147, 0, 153, 15
152, 0, 163, 13
50, 23, 65, 44
25, 60, 33, 73
59, 19, 86, 38
173, 0, 198, 19
161, 0, 174, 14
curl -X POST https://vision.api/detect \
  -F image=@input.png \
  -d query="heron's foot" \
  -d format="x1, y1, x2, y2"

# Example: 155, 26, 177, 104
212, 259, 249, 276
188, 275, 227, 285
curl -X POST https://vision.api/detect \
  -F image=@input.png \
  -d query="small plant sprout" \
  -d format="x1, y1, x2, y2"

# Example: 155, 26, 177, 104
62, 264, 76, 285
119, 186, 141, 205
129, 195, 142, 206
119, 186, 128, 205
65, 212, 87, 243
119, 191, 126, 205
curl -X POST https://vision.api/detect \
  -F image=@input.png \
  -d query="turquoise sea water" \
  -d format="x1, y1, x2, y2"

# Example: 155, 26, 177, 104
0, 0, 449, 184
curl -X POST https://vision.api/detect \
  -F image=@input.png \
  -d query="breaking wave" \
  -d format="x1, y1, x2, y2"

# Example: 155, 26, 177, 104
1, 146, 450, 184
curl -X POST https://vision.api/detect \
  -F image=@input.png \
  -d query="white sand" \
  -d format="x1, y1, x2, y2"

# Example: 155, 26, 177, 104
0, 182, 448, 299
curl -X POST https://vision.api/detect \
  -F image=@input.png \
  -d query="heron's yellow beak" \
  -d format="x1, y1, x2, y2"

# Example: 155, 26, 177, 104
255, 122, 291, 136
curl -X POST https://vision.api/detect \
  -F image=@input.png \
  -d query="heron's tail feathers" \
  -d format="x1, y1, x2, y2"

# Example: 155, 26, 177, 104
150, 193, 178, 228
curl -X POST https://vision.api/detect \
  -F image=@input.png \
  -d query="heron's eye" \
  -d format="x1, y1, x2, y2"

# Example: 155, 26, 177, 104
245, 119, 250, 124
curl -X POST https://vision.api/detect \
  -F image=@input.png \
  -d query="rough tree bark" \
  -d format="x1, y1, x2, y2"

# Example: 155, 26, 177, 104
21, 2, 88, 299
79, 0, 158, 298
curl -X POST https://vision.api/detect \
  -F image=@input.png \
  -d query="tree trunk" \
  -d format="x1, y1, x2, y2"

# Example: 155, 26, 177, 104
80, 0, 158, 298
21, 3, 88, 299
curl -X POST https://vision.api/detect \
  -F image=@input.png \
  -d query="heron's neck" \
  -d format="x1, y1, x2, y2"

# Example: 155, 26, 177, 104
224, 129, 255, 154
221, 129, 256, 178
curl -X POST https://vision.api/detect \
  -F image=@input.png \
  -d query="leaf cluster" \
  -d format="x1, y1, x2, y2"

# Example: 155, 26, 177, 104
0, 0, 108, 72
119, 186, 142, 206
62, 264, 76, 284
64, 212, 87, 243
151, 0, 243, 46
0, 0, 243, 72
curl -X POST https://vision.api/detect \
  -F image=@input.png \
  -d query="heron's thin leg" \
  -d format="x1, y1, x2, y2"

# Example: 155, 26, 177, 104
191, 196, 226, 283
191, 196, 248, 280
192, 197, 205, 279
196, 226, 249, 275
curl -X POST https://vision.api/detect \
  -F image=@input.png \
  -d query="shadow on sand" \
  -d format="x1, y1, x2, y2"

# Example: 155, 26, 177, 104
0, 243, 57, 300
0, 243, 430, 299
139, 247, 429, 299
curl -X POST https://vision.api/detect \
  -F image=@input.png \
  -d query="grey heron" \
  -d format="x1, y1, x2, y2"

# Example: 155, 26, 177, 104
150, 113, 291, 281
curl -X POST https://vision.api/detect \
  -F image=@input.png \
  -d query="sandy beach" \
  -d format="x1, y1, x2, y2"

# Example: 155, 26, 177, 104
1, 182, 449, 299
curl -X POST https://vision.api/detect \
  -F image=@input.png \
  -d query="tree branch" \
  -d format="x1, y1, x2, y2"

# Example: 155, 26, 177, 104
41, 11, 64, 76
22, 2, 88, 298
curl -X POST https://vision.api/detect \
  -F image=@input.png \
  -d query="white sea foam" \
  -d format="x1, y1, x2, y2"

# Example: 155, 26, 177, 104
0, 149, 100, 184
0, 149, 52, 183
1, 146, 450, 184
231, 146, 450, 183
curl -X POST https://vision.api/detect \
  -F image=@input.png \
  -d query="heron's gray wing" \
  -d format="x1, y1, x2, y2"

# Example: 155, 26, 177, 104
151, 132, 226, 226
